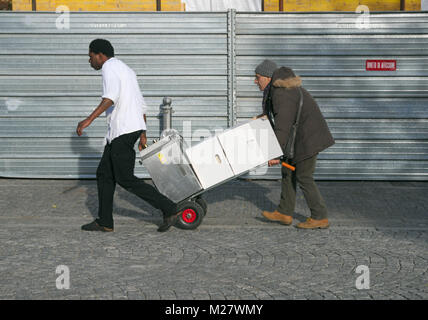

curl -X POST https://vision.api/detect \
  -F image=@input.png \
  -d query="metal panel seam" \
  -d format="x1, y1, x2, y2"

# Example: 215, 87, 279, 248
227, 9, 237, 128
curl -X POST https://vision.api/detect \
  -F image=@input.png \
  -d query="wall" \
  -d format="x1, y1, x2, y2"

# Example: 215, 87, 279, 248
1, 10, 427, 180
0, 11, 229, 178
235, 11, 428, 180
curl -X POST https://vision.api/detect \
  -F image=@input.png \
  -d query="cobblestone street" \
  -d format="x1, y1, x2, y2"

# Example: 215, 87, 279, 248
0, 178, 427, 300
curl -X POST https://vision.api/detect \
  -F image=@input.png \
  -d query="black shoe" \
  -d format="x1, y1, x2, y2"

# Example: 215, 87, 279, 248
81, 220, 114, 232
157, 212, 180, 233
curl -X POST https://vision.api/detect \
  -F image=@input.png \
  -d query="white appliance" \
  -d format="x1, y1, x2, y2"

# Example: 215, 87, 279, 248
185, 118, 283, 189
185, 135, 235, 189
217, 118, 283, 176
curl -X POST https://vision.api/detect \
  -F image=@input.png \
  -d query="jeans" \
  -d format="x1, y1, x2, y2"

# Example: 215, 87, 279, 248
96, 130, 177, 228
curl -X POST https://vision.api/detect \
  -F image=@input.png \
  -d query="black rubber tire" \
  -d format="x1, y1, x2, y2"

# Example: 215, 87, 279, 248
175, 200, 205, 230
195, 196, 208, 215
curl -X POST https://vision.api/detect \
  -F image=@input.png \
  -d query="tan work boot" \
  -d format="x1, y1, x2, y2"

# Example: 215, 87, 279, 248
262, 210, 293, 225
296, 217, 329, 229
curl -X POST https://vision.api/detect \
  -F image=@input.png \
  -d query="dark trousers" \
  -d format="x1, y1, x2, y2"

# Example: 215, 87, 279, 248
277, 154, 328, 220
96, 130, 177, 228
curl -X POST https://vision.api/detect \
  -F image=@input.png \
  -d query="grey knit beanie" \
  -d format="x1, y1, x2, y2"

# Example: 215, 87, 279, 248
255, 59, 278, 78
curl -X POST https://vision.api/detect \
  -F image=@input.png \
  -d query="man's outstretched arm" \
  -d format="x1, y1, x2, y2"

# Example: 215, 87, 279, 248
76, 98, 114, 136
138, 113, 147, 151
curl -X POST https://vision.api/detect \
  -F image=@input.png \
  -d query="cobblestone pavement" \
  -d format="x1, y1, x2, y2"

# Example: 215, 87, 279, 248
0, 178, 427, 300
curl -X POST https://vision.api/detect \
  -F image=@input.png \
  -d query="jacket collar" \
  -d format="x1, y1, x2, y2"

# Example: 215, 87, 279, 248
272, 76, 302, 89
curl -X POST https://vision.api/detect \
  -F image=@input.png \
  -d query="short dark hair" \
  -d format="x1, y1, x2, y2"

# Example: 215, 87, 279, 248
89, 39, 114, 57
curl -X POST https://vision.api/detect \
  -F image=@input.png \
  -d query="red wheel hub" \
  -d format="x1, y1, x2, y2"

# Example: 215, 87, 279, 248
182, 209, 197, 223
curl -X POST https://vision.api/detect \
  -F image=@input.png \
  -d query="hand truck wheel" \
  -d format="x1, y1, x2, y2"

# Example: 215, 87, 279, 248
176, 200, 205, 230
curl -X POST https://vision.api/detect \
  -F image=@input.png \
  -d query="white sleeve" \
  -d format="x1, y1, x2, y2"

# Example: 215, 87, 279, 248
102, 67, 121, 104
141, 94, 148, 116
134, 69, 147, 116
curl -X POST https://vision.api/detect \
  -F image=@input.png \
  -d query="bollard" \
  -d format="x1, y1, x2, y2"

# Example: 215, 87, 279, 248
160, 97, 173, 132
159, 97, 176, 138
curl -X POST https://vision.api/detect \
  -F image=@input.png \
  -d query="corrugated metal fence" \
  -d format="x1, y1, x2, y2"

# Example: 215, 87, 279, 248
0, 12, 230, 178
235, 12, 428, 180
0, 11, 427, 180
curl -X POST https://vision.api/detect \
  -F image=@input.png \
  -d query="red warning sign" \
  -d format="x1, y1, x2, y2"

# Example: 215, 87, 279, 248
366, 60, 396, 71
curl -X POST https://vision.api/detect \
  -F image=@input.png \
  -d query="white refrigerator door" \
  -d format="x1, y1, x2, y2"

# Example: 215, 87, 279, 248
185, 136, 234, 189
217, 118, 283, 176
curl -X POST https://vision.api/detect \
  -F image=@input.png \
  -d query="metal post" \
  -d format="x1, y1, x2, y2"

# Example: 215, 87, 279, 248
160, 97, 174, 136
